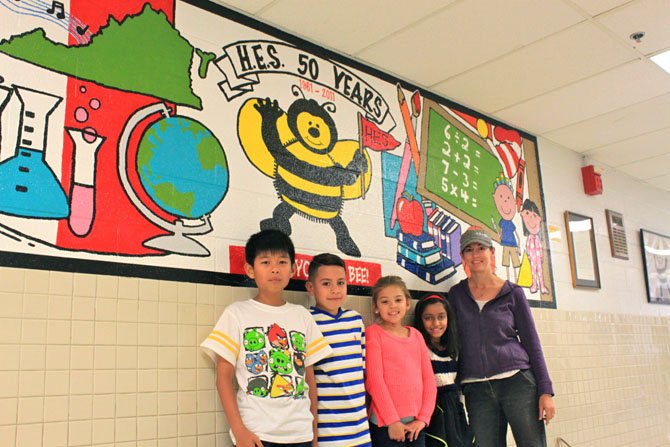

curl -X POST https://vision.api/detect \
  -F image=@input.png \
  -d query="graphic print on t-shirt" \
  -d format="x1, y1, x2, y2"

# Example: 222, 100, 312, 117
268, 323, 289, 349
247, 375, 269, 397
243, 323, 306, 399
269, 348, 293, 374
245, 351, 268, 374
290, 330, 307, 376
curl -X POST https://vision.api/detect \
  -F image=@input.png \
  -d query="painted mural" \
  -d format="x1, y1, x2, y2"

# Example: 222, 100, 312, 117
0, 0, 556, 306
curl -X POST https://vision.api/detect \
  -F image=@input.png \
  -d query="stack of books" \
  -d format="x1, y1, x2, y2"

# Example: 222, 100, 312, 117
396, 231, 456, 284
426, 208, 462, 267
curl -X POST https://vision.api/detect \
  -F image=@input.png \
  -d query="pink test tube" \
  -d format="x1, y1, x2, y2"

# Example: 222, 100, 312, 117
66, 128, 105, 237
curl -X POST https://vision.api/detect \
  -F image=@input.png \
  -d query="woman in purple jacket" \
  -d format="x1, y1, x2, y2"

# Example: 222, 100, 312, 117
448, 228, 555, 447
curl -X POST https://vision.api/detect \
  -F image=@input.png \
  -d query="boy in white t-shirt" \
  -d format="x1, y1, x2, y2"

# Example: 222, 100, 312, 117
201, 230, 332, 447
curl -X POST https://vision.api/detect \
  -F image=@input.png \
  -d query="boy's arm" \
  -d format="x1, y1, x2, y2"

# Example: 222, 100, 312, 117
306, 365, 318, 447
216, 357, 263, 447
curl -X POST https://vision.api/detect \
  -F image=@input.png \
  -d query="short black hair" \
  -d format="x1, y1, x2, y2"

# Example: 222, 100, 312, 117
308, 253, 346, 281
245, 229, 295, 265
413, 293, 459, 358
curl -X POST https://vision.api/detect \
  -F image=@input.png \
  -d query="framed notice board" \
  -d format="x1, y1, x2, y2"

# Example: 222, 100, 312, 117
418, 99, 503, 241
606, 209, 629, 259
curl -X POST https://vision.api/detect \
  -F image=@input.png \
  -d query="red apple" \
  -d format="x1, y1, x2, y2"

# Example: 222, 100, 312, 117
396, 193, 424, 236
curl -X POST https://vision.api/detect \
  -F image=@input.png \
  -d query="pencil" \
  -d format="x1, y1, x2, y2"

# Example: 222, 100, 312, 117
397, 84, 421, 176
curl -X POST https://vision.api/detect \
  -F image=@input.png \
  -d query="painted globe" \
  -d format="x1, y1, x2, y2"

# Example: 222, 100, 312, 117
136, 116, 228, 219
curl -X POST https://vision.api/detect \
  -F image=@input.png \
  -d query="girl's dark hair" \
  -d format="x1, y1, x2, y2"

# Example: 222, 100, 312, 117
520, 199, 541, 237
413, 293, 459, 358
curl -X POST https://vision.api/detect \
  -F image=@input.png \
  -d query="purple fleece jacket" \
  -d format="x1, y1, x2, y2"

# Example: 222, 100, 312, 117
448, 279, 554, 396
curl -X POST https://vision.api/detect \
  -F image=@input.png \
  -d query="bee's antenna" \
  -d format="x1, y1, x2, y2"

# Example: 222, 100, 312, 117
322, 102, 336, 113
291, 85, 305, 99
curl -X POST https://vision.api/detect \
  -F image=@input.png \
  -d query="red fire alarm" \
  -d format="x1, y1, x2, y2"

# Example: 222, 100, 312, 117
581, 165, 603, 195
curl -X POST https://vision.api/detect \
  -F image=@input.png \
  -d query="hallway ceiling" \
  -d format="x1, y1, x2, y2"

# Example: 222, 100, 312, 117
214, 0, 670, 192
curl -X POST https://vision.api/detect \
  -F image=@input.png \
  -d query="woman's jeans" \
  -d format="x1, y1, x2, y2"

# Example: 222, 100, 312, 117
461, 370, 546, 447
370, 422, 425, 447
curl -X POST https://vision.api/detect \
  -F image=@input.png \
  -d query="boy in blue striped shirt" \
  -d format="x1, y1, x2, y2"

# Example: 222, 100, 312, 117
307, 253, 371, 447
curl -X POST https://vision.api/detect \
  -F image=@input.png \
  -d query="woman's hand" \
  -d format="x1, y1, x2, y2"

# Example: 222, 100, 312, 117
387, 421, 406, 441
538, 394, 556, 425
404, 420, 426, 441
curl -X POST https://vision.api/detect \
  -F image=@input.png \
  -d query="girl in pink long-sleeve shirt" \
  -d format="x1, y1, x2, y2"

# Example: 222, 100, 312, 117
366, 276, 436, 447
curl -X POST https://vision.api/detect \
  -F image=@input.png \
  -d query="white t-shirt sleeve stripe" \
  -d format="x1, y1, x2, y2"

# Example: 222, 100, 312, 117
307, 336, 330, 357
207, 332, 239, 356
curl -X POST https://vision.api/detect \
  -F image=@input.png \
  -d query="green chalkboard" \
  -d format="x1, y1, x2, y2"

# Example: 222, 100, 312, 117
418, 99, 502, 241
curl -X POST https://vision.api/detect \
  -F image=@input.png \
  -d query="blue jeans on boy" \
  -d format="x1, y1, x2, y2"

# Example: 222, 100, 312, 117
461, 370, 546, 447
370, 422, 425, 447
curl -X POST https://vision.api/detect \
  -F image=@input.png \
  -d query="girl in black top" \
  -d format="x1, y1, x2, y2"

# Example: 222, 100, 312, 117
414, 294, 473, 447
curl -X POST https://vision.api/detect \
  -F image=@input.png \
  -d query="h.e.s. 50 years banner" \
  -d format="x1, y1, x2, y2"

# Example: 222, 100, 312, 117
0, 0, 555, 307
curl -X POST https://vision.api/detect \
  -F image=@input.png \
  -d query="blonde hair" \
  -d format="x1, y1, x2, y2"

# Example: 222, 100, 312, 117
371, 275, 411, 305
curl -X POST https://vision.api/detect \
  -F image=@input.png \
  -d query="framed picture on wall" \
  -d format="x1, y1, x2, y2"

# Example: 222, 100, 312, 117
640, 229, 670, 304
565, 211, 601, 289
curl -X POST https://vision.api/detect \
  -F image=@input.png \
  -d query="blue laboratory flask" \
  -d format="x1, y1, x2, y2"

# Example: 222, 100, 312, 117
0, 86, 69, 218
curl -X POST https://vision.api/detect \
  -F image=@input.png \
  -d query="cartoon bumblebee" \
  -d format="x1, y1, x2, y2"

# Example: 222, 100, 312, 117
237, 87, 372, 257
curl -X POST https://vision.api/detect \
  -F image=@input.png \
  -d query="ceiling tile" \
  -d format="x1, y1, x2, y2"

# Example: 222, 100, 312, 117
257, 0, 455, 54
356, 0, 584, 86
544, 92, 670, 151
495, 59, 670, 134
646, 174, 670, 191
569, 0, 634, 16
217, 0, 275, 15
586, 127, 670, 166
431, 21, 634, 113
596, 0, 670, 55
617, 153, 670, 179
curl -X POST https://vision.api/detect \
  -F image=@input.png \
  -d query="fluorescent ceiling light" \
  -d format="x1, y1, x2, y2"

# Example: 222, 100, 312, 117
651, 49, 670, 74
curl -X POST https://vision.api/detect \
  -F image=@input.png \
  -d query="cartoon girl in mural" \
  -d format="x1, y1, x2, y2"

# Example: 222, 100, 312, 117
520, 199, 549, 295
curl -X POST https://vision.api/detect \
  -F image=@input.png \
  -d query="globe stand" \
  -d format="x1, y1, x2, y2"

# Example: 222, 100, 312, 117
143, 217, 212, 256
118, 103, 212, 257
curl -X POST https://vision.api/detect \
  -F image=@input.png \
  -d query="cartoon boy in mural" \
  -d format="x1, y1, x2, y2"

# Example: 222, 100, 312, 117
238, 89, 372, 257
520, 199, 550, 294
493, 174, 521, 281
